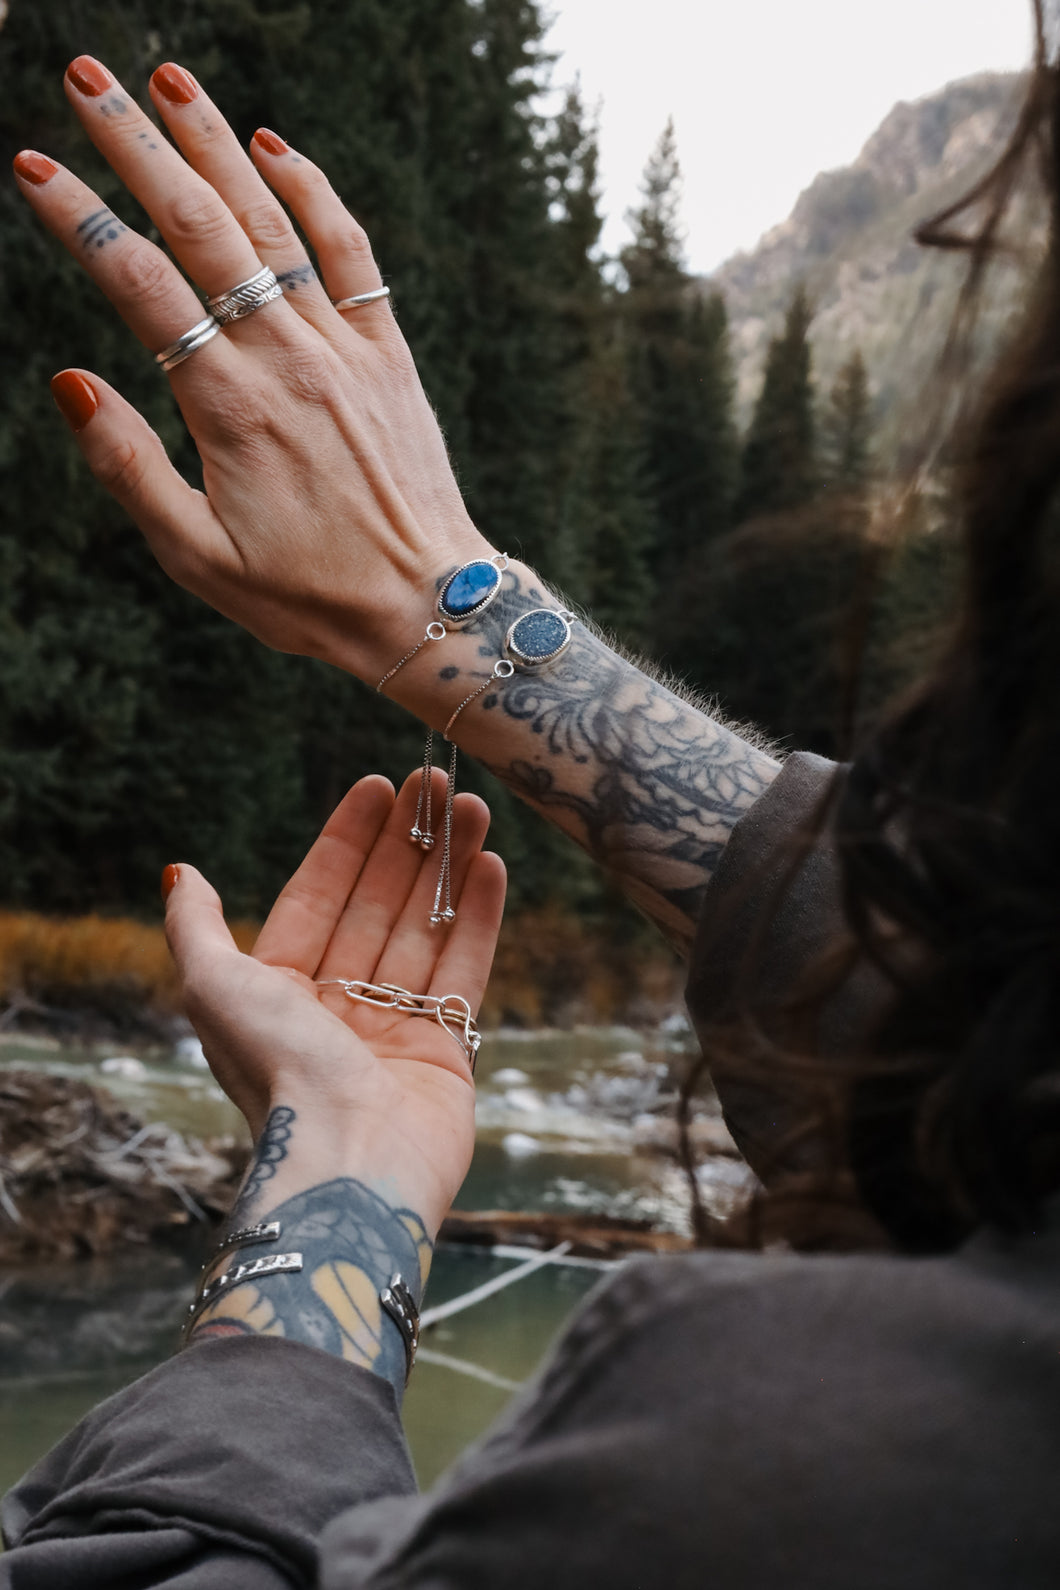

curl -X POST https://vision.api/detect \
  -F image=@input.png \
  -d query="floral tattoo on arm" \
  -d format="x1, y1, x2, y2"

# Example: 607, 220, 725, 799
443, 568, 780, 951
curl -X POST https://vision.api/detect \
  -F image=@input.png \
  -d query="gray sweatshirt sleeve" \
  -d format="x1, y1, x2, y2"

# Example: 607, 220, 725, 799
683, 749, 891, 1178
1, 1335, 416, 1588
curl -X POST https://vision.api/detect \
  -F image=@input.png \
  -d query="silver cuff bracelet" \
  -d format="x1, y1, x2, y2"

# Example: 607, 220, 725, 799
181, 1250, 303, 1344
379, 1272, 421, 1384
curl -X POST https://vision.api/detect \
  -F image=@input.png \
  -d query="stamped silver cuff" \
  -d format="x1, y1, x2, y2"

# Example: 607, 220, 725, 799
380, 1272, 420, 1384
181, 1250, 303, 1345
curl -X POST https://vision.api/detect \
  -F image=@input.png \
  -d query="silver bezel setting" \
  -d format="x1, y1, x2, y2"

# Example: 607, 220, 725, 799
437, 555, 508, 629
503, 608, 575, 670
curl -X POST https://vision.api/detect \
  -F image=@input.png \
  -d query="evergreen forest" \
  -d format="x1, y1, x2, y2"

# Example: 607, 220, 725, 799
0, 0, 959, 925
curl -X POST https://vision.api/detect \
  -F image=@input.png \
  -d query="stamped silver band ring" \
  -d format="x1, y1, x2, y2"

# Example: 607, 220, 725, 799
206, 265, 284, 326
155, 315, 221, 372
333, 285, 391, 311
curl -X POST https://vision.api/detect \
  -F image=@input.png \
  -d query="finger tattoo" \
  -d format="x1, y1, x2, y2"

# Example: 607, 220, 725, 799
77, 208, 127, 251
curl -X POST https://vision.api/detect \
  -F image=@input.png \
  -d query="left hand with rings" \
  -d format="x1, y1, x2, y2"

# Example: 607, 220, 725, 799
11, 54, 493, 689
163, 768, 505, 1393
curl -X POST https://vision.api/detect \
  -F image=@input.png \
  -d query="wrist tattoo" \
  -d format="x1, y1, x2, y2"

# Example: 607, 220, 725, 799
187, 1110, 432, 1397
229, 1104, 295, 1222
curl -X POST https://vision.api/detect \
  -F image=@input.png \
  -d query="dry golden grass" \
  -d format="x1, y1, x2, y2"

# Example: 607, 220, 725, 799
0, 910, 259, 1016
482, 905, 683, 1029
0, 905, 682, 1030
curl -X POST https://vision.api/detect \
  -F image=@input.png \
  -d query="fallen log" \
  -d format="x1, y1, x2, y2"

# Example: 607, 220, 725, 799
439, 1208, 692, 1257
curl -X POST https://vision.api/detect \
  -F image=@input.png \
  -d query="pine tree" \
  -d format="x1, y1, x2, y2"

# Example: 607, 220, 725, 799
557, 327, 656, 645
738, 284, 818, 521
620, 122, 739, 661
538, 87, 654, 645
622, 119, 686, 293
659, 288, 739, 573
821, 348, 873, 496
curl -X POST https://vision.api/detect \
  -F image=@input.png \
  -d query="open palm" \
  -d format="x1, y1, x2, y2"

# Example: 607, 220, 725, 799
164, 771, 506, 1236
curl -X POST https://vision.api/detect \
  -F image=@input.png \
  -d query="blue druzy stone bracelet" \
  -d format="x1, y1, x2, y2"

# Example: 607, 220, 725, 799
439, 559, 503, 622
505, 608, 573, 667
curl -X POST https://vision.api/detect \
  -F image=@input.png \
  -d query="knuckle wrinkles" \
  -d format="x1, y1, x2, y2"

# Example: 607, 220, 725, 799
238, 198, 296, 253
206, 386, 284, 450
198, 392, 255, 448
203, 343, 341, 443
165, 186, 234, 249
326, 220, 373, 264
110, 243, 173, 306
376, 333, 417, 378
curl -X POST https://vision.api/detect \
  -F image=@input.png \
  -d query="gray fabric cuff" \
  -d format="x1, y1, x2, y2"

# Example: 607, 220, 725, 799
684, 750, 867, 1176
2, 1335, 416, 1584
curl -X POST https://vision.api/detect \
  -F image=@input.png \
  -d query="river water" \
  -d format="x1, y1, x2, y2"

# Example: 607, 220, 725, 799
0, 1024, 751, 1493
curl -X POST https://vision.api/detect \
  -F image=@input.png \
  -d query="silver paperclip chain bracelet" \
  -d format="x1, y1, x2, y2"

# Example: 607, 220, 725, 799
317, 979, 482, 1072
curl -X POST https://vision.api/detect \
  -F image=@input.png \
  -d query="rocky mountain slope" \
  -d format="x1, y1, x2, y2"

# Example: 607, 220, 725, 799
707, 72, 1042, 460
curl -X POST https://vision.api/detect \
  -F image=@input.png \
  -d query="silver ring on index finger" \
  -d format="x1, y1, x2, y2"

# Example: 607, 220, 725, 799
155, 315, 221, 372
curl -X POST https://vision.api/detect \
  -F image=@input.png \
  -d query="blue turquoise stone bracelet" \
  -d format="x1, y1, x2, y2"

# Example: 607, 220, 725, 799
375, 552, 508, 696
440, 559, 505, 623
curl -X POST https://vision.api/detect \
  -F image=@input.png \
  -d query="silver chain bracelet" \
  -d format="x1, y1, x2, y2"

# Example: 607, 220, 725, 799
317, 978, 482, 1071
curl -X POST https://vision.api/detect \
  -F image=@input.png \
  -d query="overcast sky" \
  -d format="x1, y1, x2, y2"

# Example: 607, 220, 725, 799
542, 0, 1035, 273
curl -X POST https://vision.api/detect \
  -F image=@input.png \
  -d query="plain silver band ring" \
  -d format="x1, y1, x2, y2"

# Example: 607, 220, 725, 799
207, 265, 284, 326
155, 316, 221, 372
333, 285, 391, 311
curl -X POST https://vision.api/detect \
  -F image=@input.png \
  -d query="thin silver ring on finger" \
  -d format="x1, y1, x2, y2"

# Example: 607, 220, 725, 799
206, 265, 284, 326
155, 316, 221, 373
332, 285, 391, 312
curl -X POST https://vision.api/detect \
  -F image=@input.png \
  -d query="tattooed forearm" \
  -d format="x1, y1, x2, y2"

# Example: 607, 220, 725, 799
491, 637, 777, 937
437, 568, 781, 952
187, 1112, 432, 1401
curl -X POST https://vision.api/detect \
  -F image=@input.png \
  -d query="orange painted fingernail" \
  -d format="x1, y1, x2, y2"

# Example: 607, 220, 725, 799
161, 864, 180, 901
13, 151, 58, 185
50, 371, 99, 433
254, 128, 288, 156
152, 62, 198, 105
67, 56, 112, 97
